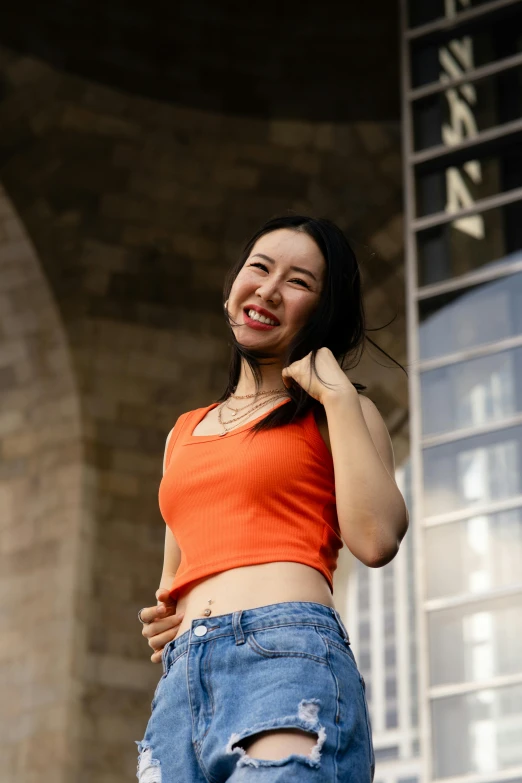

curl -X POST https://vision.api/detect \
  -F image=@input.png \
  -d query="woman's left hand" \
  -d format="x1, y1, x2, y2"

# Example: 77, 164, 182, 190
282, 347, 355, 405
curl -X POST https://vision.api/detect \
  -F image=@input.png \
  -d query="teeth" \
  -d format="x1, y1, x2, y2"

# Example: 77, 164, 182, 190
247, 309, 278, 326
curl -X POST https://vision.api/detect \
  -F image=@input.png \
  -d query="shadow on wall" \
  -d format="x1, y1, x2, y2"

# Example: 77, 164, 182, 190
0, 0, 400, 121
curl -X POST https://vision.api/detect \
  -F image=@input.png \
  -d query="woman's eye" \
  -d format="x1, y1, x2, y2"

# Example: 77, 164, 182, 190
249, 262, 310, 289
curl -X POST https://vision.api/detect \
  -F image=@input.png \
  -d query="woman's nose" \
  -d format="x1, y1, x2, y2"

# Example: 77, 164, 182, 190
256, 282, 281, 303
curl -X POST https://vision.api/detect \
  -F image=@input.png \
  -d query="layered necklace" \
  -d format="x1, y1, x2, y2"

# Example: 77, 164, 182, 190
217, 387, 290, 436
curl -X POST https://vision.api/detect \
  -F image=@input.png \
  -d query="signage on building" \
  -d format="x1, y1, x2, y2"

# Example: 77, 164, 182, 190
440, 0, 485, 238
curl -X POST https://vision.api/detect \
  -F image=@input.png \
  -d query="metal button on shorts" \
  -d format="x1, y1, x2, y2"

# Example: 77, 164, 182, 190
193, 625, 207, 637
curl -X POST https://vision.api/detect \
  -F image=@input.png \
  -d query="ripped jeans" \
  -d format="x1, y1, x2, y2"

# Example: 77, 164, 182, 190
136, 601, 375, 782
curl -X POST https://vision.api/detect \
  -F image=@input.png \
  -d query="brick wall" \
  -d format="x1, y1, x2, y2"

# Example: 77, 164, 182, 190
0, 46, 408, 781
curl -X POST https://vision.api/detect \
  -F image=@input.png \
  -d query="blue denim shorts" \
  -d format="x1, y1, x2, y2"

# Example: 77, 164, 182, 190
136, 601, 375, 782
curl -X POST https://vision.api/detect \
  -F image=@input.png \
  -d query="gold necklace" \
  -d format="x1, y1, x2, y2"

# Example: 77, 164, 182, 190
230, 387, 287, 399
222, 394, 286, 422
217, 392, 289, 434
225, 395, 281, 416
218, 394, 288, 433
225, 387, 287, 416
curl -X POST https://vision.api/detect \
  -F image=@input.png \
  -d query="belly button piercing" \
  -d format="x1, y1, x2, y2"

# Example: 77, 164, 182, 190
202, 598, 213, 617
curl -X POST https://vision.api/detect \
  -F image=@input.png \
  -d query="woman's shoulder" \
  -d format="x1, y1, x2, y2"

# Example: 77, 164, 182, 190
163, 405, 211, 472
168, 401, 219, 436
164, 406, 201, 446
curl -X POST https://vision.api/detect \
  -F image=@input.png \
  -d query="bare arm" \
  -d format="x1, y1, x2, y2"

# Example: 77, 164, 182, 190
158, 427, 182, 593
140, 426, 185, 661
323, 390, 409, 568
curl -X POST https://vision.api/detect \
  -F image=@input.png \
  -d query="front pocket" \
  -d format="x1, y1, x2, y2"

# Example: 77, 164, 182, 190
315, 626, 359, 671
151, 649, 187, 712
246, 624, 328, 664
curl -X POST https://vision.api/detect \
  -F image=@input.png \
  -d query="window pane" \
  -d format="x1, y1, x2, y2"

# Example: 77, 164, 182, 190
360, 650, 371, 671
415, 141, 522, 216
417, 204, 522, 289
385, 645, 397, 667
425, 509, 522, 599
421, 347, 522, 437
410, 6, 522, 89
358, 584, 370, 610
374, 746, 399, 762
413, 70, 522, 154
428, 592, 522, 686
359, 620, 371, 641
419, 271, 522, 361
470, 780, 522, 783
422, 425, 522, 516
407, 0, 496, 29
385, 676, 398, 698
432, 683, 522, 778
477, 780, 522, 783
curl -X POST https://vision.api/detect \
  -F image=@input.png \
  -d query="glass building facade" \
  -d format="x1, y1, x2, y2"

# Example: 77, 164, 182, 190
400, 0, 522, 781
343, 461, 421, 783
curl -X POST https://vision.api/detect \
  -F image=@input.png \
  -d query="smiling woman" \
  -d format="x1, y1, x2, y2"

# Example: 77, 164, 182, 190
231, 231, 323, 337
136, 214, 408, 783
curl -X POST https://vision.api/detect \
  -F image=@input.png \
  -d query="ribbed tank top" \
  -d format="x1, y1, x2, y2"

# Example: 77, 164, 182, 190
158, 398, 344, 600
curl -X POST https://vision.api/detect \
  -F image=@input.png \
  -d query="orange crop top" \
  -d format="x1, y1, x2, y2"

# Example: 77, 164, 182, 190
158, 398, 344, 600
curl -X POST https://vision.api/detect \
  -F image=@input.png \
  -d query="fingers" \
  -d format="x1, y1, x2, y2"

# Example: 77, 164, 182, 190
141, 590, 182, 664
141, 613, 184, 640
146, 627, 181, 653
155, 588, 177, 606
139, 602, 177, 624
142, 610, 185, 664
139, 605, 161, 624
147, 623, 184, 661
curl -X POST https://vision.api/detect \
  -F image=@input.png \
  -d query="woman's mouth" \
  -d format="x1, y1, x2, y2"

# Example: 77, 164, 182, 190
243, 308, 280, 330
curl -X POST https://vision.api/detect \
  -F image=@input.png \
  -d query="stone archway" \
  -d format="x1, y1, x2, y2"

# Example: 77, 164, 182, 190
0, 185, 87, 783
0, 46, 409, 781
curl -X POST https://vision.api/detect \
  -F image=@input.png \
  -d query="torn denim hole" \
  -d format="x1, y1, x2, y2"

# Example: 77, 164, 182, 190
135, 741, 161, 782
226, 698, 327, 769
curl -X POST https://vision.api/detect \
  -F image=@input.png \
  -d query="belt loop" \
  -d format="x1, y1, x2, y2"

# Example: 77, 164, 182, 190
331, 607, 351, 645
232, 609, 245, 645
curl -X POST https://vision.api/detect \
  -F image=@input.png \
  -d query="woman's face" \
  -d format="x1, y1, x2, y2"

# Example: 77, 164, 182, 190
227, 228, 326, 357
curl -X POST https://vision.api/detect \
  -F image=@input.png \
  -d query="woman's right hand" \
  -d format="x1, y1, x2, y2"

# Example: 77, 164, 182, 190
140, 588, 185, 663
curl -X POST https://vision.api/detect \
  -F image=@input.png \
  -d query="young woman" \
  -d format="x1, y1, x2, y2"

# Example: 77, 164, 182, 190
136, 214, 409, 782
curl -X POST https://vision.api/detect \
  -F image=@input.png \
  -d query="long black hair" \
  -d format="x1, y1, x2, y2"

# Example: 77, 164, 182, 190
219, 214, 407, 438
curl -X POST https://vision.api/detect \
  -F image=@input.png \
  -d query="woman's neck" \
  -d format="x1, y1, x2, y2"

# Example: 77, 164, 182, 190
233, 360, 287, 397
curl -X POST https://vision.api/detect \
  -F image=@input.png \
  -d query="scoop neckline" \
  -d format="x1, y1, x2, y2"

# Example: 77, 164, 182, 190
187, 397, 292, 442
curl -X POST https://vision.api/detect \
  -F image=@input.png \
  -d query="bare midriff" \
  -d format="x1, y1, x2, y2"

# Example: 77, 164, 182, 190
172, 561, 337, 639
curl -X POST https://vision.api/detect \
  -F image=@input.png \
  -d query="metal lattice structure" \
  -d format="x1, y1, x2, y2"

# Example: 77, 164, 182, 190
400, 0, 522, 781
